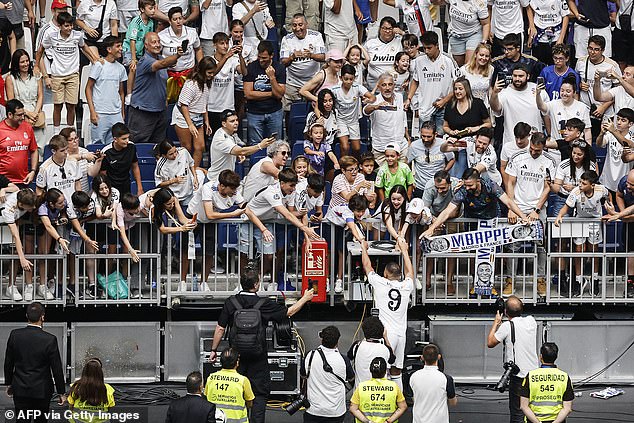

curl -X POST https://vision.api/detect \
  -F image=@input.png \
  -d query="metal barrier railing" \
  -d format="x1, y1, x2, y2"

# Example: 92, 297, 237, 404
3, 216, 634, 306
546, 217, 632, 303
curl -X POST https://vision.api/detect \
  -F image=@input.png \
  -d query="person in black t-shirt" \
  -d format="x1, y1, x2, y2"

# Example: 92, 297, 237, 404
243, 40, 286, 146
443, 77, 492, 179
545, 117, 595, 162
100, 123, 143, 196
0, 18, 14, 75
209, 268, 313, 423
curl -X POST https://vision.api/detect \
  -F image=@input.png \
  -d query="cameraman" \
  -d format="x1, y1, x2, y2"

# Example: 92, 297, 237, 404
487, 296, 539, 423
210, 268, 315, 423
301, 326, 354, 423
347, 317, 396, 388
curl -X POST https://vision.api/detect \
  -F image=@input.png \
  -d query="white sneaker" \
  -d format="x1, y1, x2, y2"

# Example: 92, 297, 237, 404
415, 276, 423, 291
6, 285, 22, 301
199, 282, 211, 292
36, 284, 54, 300
326, 278, 331, 293
267, 281, 277, 292
177, 281, 187, 292
24, 284, 34, 301
124, 94, 132, 106
334, 279, 343, 294
233, 284, 241, 292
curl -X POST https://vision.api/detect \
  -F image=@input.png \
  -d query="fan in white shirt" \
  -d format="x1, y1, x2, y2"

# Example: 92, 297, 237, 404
441, 128, 502, 185
364, 16, 403, 89
360, 237, 414, 389
490, 65, 550, 144
231, 0, 274, 45
555, 171, 611, 290
490, 0, 529, 41
536, 79, 592, 143
158, 11, 202, 72
597, 110, 634, 192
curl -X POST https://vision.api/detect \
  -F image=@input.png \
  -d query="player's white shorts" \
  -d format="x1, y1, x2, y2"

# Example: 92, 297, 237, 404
386, 330, 406, 369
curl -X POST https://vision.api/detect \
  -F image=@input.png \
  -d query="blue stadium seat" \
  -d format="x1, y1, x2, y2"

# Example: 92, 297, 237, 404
292, 141, 305, 160
141, 180, 155, 191
322, 181, 332, 217
290, 116, 306, 143
86, 143, 104, 153
136, 143, 157, 159
360, 116, 370, 140
235, 160, 246, 179
290, 102, 310, 120
249, 149, 267, 166
43, 145, 53, 161
139, 163, 155, 180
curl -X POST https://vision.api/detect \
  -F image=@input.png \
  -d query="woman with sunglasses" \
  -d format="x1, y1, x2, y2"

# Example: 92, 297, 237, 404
536, 75, 592, 145
328, 155, 375, 211
68, 358, 115, 423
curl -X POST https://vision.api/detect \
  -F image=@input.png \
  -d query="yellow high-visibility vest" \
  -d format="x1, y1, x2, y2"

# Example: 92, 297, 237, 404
205, 369, 249, 423
356, 378, 400, 423
526, 367, 570, 423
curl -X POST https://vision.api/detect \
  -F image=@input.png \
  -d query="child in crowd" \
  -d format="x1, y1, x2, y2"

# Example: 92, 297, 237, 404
291, 156, 312, 182
325, 194, 370, 293
555, 171, 611, 296
123, 0, 157, 101
331, 64, 375, 157
37, 188, 72, 301
382, 185, 409, 242
154, 139, 199, 208
91, 175, 120, 272
391, 52, 411, 99
2, 189, 38, 301
375, 144, 414, 202
343, 44, 370, 86
359, 152, 380, 239
289, 173, 326, 226
69, 191, 100, 299
303, 123, 340, 177
597, 108, 634, 198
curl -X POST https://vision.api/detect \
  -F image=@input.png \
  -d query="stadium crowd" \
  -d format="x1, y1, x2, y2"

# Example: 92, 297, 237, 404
1, 0, 634, 303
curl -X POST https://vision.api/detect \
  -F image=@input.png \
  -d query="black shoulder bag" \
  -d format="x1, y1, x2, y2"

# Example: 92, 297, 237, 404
306, 347, 352, 391
85, 0, 108, 43
619, 2, 634, 32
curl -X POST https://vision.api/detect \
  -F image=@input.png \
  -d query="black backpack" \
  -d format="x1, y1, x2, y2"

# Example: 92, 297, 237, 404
228, 296, 267, 357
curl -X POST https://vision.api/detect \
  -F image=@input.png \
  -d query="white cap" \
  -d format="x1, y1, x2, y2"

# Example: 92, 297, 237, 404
407, 198, 424, 214
384, 143, 401, 155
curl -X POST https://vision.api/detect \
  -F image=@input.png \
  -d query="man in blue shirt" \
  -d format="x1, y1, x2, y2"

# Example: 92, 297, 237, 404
128, 32, 181, 144
421, 168, 529, 238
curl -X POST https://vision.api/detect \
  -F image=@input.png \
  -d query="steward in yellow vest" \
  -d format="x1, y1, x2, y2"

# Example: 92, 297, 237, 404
350, 357, 407, 423
520, 342, 574, 423
205, 348, 255, 423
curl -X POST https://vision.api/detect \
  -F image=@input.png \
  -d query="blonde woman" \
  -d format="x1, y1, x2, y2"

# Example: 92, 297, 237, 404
458, 42, 494, 109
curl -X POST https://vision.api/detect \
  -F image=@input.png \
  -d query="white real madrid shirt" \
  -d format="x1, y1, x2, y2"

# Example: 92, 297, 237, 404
36, 157, 81, 204
367, 271, 414, 337
565, 185, 609, 218
280, 30, 325, 87
505, 150, 557, 212
365, 35, 403, 90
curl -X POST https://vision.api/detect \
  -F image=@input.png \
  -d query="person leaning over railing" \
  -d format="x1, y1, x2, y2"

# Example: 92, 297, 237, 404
1, 188, 37, 302
238, 168, 320, 290
185, 169, 274, 292
149, 187, 197, 291
555, 171, 612, 297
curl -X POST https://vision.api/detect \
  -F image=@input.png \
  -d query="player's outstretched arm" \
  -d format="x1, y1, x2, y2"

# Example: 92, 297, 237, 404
360, 241, 374, 275
397, 238, 414, 280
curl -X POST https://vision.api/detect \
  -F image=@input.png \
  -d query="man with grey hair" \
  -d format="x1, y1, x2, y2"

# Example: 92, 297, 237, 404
166, 371, 222, 423
241, 140, 290, 201
207, 109, 276, 181
363, 73, 409, 166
